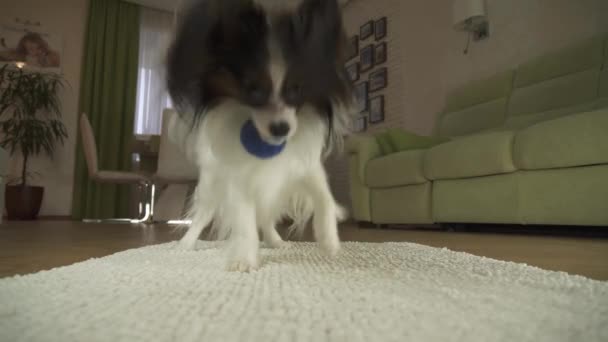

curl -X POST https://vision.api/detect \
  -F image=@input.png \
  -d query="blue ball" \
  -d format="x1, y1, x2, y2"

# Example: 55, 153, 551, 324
240, 120, 285, 159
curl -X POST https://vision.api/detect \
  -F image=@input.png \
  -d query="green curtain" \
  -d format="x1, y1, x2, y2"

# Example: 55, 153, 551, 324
72, 0, 140, 219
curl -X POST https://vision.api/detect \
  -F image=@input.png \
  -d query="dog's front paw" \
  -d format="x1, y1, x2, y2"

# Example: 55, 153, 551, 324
318, 234, 340, 257
177, 237, 197, 251
226, 258, 259, 272
263, 237, 290, 249
335, 204, 349, 223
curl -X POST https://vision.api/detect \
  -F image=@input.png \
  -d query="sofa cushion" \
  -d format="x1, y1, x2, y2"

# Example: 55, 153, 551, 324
424, 131, 517, 180
387, 128, 448, 151
518, 165, 608, 226
444, 70, 514, 112
346, 135, 382, 182
371, 183, 432, 224
432, 173, 520, 224
437, 98, 508, 137
375, 132, 395, 155
513, 36, 604, 88
437, 71, 513, 137
507, 69, 600, 117
349, 155, 371, 221
513, 108, 608, 170
507, 37, 604, 122
366, 150, 427, 187
503, 99, 607, 130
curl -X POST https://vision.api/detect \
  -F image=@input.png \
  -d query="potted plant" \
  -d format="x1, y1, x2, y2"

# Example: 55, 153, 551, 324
0, 64, 67, 220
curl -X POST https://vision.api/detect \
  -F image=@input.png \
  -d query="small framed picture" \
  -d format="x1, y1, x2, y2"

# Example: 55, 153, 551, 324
353, 116, 367, 133
346, 35, 359, 61
374, 42, 387, 65
369, 67, 388, 92
375, 17, 387, 41
369, 95, 385, 124
354, 82, 369, 113
345, 63, 360, 82
360, 45, 374, 72
360, 20, 374, 40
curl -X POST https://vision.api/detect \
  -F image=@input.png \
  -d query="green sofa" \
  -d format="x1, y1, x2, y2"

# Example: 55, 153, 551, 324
347, 36, 608, 227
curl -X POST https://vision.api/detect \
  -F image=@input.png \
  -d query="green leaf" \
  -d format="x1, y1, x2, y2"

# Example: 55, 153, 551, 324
0, 65, 68, 184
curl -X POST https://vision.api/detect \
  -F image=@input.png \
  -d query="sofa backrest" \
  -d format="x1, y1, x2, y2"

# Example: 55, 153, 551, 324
435, 70, 514, 137
504, 36, 606, 129
436, 35, 608, 136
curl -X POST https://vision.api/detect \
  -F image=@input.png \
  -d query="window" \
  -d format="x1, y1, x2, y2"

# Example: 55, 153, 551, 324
134, 7, 174, 135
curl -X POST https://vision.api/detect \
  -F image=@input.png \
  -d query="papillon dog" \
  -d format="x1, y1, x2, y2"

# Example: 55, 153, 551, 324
166, 0, 354, 271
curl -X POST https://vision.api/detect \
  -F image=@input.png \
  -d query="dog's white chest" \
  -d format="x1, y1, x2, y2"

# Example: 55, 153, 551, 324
184, 103, 328, 226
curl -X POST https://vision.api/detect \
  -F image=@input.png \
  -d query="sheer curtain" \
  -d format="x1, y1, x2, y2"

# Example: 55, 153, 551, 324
134, 7, 174, 135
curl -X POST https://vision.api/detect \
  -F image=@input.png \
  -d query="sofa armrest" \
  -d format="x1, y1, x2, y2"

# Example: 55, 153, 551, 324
346, 135, 381, 182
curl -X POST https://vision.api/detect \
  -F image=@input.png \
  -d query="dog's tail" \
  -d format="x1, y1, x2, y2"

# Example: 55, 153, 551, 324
285, 194, 349, 238
170, 192, 231, 246
284, 194, 313, 238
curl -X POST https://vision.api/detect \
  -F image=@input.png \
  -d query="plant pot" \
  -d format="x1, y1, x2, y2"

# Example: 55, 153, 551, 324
5, 185, 44, 220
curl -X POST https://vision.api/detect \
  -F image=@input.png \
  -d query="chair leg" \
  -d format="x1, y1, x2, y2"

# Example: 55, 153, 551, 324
149, 183, 193, 225
137, 183, 144, 217
131, 182, 153, 224
166, 184, 194, 225
82, 181, 153, 224
148, 183, 155, 222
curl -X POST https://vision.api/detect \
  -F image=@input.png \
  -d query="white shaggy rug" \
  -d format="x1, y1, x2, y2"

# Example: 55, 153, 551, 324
0, 241, 607, 342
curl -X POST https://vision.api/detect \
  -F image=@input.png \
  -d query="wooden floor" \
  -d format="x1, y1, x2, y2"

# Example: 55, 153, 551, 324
1, 220, 607, 280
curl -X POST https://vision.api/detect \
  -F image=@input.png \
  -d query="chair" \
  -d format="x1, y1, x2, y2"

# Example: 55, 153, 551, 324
149, 109, 198, 225
79, 113, 153, 223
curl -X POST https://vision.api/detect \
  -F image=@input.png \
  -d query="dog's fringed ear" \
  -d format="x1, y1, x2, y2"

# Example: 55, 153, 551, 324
212, 0, 267, 52
292, 0, 346, 60
167, 0, 265, 114
166, 0, 217, 113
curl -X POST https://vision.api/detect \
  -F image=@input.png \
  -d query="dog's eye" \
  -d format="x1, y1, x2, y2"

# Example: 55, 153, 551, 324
283, 83, 303, 105
244, 85, 269, 107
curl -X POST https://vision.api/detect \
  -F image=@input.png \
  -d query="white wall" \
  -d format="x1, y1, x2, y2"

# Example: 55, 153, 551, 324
342, 0, 410, 132
1, 0, 89, 216
329, 0, 449, 210
329, 0, 608, 214
441, 0, 608, 97
327, 0, 410, 210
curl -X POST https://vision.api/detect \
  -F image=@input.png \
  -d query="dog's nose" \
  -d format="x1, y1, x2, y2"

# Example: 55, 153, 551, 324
269, 121, 290, 137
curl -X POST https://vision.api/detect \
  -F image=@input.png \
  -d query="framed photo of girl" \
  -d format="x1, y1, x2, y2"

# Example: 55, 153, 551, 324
0, 25, 62, 72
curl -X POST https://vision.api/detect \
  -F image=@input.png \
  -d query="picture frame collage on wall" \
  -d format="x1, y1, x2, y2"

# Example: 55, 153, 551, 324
345, 16, 388, 132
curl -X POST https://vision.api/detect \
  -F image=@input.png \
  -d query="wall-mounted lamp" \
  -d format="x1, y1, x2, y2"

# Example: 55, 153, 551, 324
453, 0, 489, 53
15, 62, 26, 69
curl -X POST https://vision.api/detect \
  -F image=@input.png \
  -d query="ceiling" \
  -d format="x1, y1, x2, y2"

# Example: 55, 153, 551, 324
125, 0, 351, 13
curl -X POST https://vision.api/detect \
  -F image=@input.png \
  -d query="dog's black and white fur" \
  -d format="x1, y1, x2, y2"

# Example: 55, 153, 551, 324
167, 0, 354, 271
